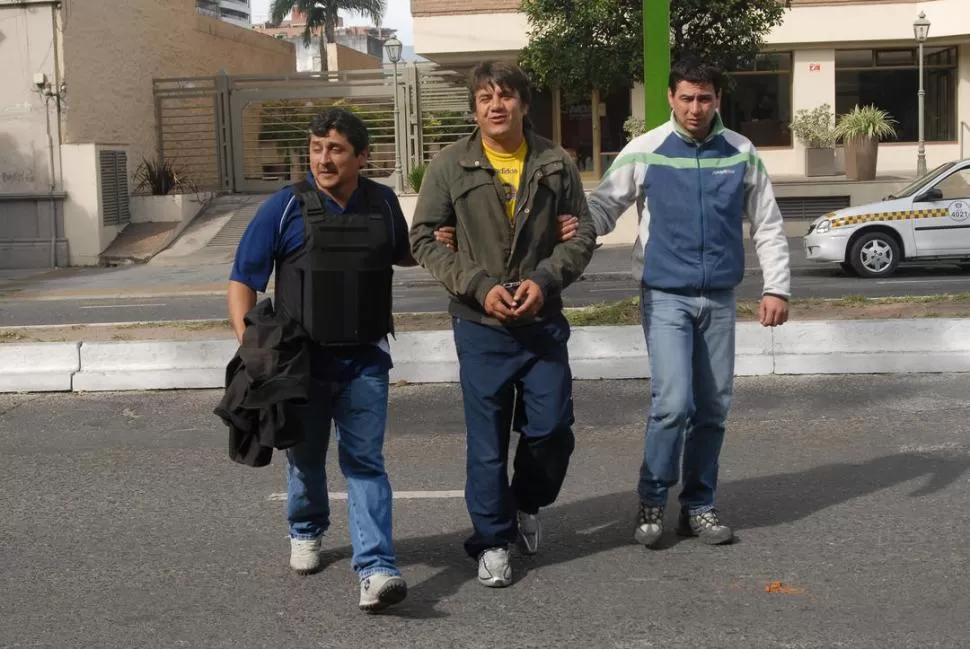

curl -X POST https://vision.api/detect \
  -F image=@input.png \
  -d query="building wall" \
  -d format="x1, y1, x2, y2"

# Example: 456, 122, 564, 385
0, 0, 67, 268
0, 1, 60, 194
327, 43, 383, 71
61, 0, 294, 169
411, 0, 520, 16
416, 0, 970, 177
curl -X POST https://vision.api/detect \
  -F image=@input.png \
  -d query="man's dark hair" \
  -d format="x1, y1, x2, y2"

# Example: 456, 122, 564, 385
308, 107, 369, 155
468, 60, 532, 112
668, 56, 724, 95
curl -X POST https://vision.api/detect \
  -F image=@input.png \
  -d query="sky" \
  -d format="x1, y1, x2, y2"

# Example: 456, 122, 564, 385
248, 1, 415, 45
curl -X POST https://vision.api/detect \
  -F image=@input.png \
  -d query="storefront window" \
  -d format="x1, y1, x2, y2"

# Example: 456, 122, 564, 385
835, 47, 957, 142
720, 52, 793, 148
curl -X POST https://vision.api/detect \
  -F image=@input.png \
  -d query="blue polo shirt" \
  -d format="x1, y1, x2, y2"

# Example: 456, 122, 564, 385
229, 172, 410, 380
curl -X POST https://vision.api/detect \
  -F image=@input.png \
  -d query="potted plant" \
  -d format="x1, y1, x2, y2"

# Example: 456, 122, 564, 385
789, 104, 838, 177
623, 116, 647, 141
834, 105, 898, 181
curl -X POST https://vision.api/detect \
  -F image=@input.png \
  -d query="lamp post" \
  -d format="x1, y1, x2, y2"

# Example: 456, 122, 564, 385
914, 11, 930, 176
384, 36, 404, 192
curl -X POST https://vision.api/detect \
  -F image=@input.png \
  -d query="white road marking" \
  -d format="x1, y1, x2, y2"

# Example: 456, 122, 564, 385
267, 490, 464, 502
875, 279, 969, 285
576, 521, 618, 535
79, 303, 167, 309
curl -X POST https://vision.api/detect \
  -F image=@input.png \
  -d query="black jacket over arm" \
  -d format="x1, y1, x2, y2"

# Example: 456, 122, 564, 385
214, 299, 311, 467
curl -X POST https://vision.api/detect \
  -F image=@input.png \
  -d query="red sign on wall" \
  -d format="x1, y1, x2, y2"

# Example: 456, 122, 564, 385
809, 63, 822, 72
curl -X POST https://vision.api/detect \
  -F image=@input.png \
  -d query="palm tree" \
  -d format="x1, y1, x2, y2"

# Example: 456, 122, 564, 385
269, 0, 386, 72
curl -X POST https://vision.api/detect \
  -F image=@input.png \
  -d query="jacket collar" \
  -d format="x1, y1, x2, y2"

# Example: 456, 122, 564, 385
458, 127, 558, 171
670, 111, 726, 146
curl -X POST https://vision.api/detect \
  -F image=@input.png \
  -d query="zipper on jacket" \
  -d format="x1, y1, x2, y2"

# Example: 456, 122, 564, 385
508, 168, 542, 271
696, 147, 706, 289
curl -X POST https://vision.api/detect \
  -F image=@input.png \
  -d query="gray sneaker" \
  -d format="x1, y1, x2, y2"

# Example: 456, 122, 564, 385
516, 511, 541, 555
477, 546, 512, 588
634, 503, 665, 548
677, 508, 734, 545
358, 573, 408, 612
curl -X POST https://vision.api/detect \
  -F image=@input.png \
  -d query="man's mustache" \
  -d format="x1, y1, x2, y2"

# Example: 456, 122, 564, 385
315, 165, 338, 174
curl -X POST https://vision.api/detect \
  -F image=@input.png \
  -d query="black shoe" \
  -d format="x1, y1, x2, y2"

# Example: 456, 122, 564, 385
677, 508, 734, 545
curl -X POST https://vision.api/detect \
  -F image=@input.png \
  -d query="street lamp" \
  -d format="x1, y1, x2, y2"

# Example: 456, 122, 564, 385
384, 36, 404, 192
914, 11, 930, 176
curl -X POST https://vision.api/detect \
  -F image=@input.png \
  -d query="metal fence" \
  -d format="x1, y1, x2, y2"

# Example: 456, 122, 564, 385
153, 76, 227, 190
153, 63, 475, 194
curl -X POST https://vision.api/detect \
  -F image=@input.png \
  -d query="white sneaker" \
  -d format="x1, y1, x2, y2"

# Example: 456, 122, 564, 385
359, 573, 408, 612
516, 511, 541, 555
477, 546, 512, 588
289, 536, 322, 574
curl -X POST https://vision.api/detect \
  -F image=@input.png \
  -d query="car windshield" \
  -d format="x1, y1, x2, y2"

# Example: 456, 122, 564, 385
887, 162, 956, 199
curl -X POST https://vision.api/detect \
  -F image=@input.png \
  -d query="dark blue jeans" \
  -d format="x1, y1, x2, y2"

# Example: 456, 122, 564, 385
452, 314, 576, 558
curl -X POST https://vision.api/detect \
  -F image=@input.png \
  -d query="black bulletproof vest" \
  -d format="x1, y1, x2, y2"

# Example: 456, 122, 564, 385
275, 179, 395, 347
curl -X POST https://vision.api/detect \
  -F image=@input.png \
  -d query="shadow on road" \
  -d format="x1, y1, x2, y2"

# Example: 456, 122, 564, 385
349, 449, 968, 618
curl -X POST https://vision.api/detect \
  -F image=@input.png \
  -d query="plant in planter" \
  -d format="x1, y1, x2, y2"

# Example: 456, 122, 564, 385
407, 163, 428, 194
834, 105, 897, 181
133, 157, 193, 195
623, 116, 647, 141
789, 104, 837, 177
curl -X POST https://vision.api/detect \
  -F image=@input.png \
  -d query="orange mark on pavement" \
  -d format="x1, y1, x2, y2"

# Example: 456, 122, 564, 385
765, 581, 805, 594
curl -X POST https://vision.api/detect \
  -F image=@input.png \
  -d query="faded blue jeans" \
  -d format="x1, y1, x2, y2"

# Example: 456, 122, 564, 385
638, 288, 736, 515
285, 370, 400, 580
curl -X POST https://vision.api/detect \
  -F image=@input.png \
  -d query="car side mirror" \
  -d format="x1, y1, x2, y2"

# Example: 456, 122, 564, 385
916, 188, 944, 203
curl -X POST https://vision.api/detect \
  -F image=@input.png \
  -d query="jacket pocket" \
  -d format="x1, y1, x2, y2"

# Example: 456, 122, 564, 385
450, 174, 494, 203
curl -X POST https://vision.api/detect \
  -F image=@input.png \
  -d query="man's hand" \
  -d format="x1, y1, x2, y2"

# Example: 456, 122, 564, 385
512, 280, 545, 319
557, 214, 579, 242
483, 284, 517, 322
434, 226, 456, 250
759, 295, 789, 327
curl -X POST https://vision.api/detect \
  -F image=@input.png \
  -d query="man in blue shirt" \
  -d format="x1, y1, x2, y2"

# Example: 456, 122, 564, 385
227, 108, 413, 613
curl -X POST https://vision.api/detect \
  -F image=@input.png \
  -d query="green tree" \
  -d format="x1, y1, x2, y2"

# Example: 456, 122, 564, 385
269, 0, 386, 72
519, 0, 792, 99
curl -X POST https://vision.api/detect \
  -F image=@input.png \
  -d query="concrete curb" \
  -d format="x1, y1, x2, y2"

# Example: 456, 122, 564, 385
2, 318, 968, 393
0, 342, 80, 392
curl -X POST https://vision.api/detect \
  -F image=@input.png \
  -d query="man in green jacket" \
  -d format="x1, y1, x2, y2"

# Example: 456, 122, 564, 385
410, 60, 597, 588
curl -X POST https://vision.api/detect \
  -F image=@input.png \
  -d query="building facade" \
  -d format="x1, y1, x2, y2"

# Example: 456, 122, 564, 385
412, 0, 970, 179
0, 0, 293, 268
253, 11, 394, 70
197, 0, 252, 27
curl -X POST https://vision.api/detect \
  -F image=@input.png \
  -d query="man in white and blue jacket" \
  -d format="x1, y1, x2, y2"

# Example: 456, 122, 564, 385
587, 57, 791, 547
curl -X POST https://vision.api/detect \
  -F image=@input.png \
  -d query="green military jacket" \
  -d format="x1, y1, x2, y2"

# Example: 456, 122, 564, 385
409, 127, 597, 326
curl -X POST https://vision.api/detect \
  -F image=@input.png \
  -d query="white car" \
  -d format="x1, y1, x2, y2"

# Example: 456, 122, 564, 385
804, 158, 970, 277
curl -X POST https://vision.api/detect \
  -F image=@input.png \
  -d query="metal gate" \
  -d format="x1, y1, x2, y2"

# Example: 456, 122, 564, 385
153, 64, 476, 194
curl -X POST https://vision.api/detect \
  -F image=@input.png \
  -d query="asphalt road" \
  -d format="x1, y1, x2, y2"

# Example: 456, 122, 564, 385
4, 236, 970, 326
4, 262, 970, 327
1, 375, 969, 648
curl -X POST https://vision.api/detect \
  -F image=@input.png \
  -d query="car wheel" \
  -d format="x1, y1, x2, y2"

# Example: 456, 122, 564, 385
848, 232, 901, 278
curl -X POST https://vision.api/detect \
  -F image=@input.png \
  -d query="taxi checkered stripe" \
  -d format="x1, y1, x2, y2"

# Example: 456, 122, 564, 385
830, 208, 950, 229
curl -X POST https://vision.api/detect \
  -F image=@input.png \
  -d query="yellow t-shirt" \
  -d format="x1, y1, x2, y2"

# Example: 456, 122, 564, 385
483, 140, 527, 222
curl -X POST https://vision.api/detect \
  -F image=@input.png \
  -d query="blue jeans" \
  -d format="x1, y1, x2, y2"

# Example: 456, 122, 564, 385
638, 288, 736, 515
452, 314, 576, 558
285, 370, 400, 580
